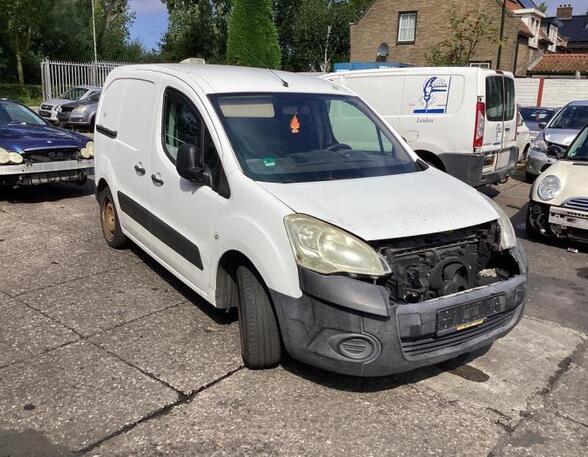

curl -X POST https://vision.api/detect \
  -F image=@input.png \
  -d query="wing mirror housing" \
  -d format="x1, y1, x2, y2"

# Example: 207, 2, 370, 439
538, 121, 547, 129
545, 144, 567, 159
176, 143, 212, 186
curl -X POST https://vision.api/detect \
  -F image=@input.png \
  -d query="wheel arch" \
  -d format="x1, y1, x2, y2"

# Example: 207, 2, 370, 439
414, 150, 446, 171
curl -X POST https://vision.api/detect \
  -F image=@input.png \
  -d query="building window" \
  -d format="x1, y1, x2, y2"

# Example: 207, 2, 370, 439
397, 12, 417, 43
469, 61, 491, 69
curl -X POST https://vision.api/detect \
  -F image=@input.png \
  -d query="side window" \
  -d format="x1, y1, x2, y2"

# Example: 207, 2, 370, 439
486, 76, 504, 122
162, 88, 225, 193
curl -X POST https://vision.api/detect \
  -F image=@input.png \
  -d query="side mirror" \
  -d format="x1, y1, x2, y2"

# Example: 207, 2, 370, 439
176, 143, 212, 186
538, 121, 547, 129
545, 144, 566, 159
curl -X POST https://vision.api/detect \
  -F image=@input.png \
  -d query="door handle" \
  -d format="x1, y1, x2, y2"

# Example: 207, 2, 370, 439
505, 126, 511, 131
151, 173, 164, 186
134, 163, 146, 175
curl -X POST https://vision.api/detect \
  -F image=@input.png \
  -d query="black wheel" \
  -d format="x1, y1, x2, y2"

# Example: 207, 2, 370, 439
525, 204, 543, 240
525, 172, 536, 183
99, 186, 128, 249
236, 265, 281, 369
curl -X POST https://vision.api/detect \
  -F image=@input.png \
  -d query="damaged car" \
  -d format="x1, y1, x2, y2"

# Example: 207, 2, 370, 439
95, 64, 527, 376
527, 125, 588, 243
0, 99, 94, 187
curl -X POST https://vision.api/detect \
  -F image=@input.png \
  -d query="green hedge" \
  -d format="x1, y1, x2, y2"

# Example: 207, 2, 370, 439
0, 84, 43, 106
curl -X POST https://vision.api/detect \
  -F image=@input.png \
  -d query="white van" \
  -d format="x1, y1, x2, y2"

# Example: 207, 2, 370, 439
322, 67, 518, 187
95, 64, 527, 377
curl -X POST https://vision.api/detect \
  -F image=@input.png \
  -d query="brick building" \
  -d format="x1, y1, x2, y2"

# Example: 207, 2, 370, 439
349, 0, 563, 77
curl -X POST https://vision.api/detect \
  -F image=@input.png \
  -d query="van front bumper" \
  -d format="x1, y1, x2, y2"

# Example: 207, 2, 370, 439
271, 243, 527, 377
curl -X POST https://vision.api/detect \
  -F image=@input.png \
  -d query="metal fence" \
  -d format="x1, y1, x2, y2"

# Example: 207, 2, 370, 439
40, 59, 130, 100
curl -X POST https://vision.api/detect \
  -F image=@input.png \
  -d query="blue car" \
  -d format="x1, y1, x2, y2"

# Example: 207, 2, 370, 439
0, 99, 94, 187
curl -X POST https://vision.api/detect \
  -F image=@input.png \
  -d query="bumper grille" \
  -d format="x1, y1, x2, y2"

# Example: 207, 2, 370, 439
400, 309, 516, 359
563, 197, 588, 212
23, 148, 80, 162
40, 104, 53, 110
61, 106, 74, 113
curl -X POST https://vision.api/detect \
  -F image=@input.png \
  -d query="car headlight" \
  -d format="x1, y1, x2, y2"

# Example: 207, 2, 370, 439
0, 147, 9, 164
537, 175, 561, 201
531, 138, 547, 152
73, 105, 90, 115
284, 214, 391, 277
80, 141, 94, 159
482, 196, 516, 250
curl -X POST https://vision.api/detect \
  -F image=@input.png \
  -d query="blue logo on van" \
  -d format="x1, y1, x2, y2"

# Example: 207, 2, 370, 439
413, 77, 451, 114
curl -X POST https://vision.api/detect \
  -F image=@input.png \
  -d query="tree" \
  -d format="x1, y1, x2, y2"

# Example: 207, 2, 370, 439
226, 0, 280, 68
536, 2, 548, 13
0, 0, 45, 84
425, 2, 499, 67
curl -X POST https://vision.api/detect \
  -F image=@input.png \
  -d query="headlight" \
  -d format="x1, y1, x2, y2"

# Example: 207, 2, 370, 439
482, 196, 516, 250
284, 214, 391, 277
0, 147, 9, 164
537, 175, 561, 201
73, 105, 90, 115
8, 152, 23, 164
531, 138, 547, 152
80, 141, 94, 159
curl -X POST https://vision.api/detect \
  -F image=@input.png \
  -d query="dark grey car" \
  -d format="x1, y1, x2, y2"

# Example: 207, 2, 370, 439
57, 91, 101, 128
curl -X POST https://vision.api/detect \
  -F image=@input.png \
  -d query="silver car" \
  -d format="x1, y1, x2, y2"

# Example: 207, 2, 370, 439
39, 85, 101, 123
526, 100, 588, 182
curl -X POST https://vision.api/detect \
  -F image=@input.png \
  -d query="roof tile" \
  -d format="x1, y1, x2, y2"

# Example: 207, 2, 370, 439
530, 53, 588, 74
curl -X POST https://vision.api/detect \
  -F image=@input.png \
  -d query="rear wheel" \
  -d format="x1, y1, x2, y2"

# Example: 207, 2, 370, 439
236, 265, 281, 369
99, 186, 128, 249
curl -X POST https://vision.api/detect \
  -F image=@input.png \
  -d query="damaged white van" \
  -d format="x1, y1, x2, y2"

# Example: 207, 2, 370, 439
95, 65, 527, 376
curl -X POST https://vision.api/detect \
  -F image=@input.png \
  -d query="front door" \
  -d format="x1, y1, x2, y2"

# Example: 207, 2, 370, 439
147, 80, 227, 298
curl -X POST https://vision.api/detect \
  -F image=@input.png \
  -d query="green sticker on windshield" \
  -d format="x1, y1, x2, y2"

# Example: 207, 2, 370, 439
263, 157, 276, 167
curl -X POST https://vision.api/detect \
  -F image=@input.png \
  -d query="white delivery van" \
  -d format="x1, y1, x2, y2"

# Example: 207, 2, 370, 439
322, 67, 519, 187
95, 64, 527, 377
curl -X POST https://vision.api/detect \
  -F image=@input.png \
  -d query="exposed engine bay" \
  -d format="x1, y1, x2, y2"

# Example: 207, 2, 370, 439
373, 222, 520, 303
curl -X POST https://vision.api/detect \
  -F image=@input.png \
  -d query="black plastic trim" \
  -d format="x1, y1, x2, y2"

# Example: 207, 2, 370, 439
96, 124, 117, 139
117, 191, 203, 269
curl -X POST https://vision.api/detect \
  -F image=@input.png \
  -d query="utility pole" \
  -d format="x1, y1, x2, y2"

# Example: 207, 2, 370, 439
91, 0, 98, 85
496, 0, 506, 69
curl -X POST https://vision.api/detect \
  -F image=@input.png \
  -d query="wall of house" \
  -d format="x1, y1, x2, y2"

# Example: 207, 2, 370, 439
515, 78, 588, 107
350, 0, 527, 74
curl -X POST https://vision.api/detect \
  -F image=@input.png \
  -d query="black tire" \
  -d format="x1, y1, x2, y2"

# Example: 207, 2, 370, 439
525, 204, 543, 240
236, 265, 281, 369
525, 172, 536, 183
99, 186, 128, 249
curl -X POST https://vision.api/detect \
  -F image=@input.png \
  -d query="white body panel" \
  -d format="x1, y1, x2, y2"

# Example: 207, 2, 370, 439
322, 68, 517, 179
95, 64, 501, 306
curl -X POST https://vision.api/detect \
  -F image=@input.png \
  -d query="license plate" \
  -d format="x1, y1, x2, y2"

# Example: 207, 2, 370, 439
437, 296, 503, 335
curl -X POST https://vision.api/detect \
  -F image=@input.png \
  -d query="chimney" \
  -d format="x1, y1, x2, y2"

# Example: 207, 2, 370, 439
556, 4, 573, 20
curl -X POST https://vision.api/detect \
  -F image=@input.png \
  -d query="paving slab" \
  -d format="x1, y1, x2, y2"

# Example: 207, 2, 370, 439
95, 367, 504, 457
546, 344, 588, 427
0, 237, 138, 297
411, 317, 585, 422
493, 411, 588, 457
18, 262, 186, 337
0, 298, 78, 368
92, 302, 242, 393
0, 341, 178, 452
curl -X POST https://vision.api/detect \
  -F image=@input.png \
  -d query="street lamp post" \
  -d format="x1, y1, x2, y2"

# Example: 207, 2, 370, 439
91, 0, 98, 85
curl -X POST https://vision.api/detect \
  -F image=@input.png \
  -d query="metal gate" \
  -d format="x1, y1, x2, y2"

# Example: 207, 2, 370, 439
40, 59, 130, 100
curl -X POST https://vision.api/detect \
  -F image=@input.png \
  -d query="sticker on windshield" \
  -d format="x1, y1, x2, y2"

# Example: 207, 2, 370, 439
290, 114, 300, 134
263, 157, 276, 167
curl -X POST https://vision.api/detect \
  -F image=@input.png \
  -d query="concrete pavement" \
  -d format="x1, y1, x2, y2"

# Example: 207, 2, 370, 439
0, 170, 586, 456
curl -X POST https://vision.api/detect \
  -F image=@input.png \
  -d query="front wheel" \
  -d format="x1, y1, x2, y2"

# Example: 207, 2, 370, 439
236, 265, 281, 369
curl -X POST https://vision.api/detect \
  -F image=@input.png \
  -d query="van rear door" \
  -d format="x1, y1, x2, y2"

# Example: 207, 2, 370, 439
482, 74, 517, 176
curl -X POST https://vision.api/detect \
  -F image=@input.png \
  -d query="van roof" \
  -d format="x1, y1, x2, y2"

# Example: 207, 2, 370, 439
322, 67, 513, 79
111, 64, 354, 96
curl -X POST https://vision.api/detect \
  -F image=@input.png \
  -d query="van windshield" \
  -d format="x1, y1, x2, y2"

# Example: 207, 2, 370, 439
210, 93, 419, 183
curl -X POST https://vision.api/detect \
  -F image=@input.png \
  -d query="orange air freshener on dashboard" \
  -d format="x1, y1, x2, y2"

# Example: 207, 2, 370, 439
290, 114, 300, 134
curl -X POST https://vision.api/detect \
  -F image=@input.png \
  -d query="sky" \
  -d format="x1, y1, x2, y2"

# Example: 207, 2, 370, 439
541, 0, 587, 15
128, 0, 168, 51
